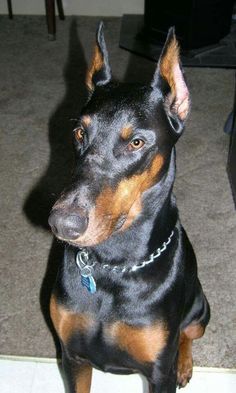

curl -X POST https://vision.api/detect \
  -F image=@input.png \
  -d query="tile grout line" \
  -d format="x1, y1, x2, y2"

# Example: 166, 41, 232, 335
0, 355, 58, 364
0, 355, 236, 374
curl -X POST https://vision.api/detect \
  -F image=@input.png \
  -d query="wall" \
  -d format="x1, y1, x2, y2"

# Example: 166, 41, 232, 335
0, 0, 144, 16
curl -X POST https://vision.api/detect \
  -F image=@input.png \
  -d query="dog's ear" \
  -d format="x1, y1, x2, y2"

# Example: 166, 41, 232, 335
86, 21, 112, 92
151, 28, 190, 134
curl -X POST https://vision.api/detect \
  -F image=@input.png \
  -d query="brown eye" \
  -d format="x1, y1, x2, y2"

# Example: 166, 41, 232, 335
128, 138, 145, 151
74, 128, 85, 142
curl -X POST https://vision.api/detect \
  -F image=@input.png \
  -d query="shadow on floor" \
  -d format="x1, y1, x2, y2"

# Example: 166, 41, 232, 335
23, 19, 88, 356
23, 19, 88, 229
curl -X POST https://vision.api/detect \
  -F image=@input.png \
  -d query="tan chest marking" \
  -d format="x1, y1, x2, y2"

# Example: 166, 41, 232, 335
50, 295, 94, 344
106, 321, 168, 363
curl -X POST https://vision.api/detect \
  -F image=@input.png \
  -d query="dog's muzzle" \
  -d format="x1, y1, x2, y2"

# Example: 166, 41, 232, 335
48, 208, 88, 241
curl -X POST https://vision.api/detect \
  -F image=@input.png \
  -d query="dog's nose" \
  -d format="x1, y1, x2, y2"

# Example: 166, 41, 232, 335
48, 209, 88, 240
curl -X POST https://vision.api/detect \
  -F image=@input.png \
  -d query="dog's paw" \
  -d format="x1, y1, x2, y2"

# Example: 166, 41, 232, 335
177, 356, 193, 388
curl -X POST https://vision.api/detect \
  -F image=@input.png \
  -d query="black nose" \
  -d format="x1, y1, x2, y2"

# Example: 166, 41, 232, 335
48, 209, 88, 240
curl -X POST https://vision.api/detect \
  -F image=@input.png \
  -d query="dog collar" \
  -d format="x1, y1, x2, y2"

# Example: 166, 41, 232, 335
75, 230, 175, 294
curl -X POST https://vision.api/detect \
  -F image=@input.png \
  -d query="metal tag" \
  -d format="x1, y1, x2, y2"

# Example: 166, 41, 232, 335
81, 274, 96, 294
76, 250, 97, 294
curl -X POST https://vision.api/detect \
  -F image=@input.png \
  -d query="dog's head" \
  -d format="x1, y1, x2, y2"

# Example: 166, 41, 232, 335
48, 22, 190, 247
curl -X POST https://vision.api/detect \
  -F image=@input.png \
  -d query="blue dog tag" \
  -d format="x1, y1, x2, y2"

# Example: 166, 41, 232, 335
81, 274, 96, 294
76, 250, 97, 294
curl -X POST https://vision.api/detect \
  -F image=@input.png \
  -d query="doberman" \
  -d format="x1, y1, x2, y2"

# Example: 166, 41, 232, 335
48, 22, 210, 393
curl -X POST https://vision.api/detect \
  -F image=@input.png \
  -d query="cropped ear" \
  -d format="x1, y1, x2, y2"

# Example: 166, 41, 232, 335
151, 28, 190, 132
86, 21, 112, 91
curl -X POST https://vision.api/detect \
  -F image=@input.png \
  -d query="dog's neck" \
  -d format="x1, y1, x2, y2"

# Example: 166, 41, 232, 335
91, 149, 179, 265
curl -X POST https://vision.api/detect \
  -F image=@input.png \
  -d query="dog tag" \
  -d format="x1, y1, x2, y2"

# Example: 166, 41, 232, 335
81, 274, 96, 294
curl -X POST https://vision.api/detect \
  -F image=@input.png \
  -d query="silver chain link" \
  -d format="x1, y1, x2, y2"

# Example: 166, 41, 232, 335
76, 230, 175, 275
128, 230, 174, 273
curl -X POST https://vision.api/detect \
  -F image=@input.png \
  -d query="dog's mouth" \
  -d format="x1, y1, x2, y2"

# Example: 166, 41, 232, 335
51, 198, 142, 248
113, 214, 127, 231
51, 200, 141, 248
62, 212, 129, 247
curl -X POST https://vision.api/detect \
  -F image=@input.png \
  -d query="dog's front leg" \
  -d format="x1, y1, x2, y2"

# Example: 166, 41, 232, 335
149, 374, 177, 393
149, 351, 178, 393
149, 373, 177, 393
62, 352, 93, 393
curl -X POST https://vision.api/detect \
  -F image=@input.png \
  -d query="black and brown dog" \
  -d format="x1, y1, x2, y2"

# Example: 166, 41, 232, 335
48, 22, 210, 393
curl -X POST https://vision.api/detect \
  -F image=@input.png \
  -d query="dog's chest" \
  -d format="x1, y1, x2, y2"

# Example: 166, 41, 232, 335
66, 313, 168, 374
51, 294, 168, 373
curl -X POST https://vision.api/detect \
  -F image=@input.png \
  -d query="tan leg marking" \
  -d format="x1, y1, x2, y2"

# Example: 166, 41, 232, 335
184, 323, 205, 340
106, 321, 168, 363
50, 295, 94, 343
177, 332, 193, 388
75, 363, 93, 393
149, 383, 154, 393
177, 323, 205, 387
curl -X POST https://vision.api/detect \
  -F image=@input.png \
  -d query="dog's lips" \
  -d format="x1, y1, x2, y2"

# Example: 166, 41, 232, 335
54, 213, 128, 247
52, 194, 143, 247
113, 214, 127, 231
66, 206, 141, 247
65, 217, 127, 247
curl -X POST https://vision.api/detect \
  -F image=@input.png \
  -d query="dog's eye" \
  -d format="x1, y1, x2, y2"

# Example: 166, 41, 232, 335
128, 138, 145, 151
74, 128, 85, 143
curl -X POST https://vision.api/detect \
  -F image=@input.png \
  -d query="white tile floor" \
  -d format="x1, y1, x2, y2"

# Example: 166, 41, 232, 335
0, 356, 236, 393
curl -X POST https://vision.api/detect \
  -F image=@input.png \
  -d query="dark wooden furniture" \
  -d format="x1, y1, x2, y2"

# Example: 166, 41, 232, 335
143, 0, 234, 49
6, 0, 65, 39
7, 0, 13, 19
45, 0, 65, 40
